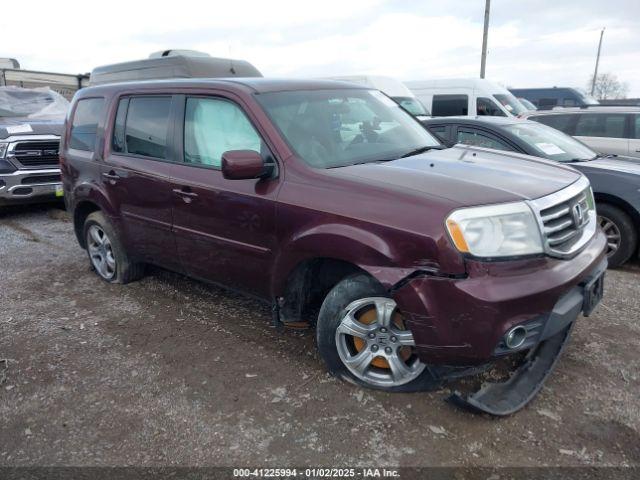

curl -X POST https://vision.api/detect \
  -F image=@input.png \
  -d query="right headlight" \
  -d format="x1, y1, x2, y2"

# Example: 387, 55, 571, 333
445, 202, 543, 258
0, 142, 7, 159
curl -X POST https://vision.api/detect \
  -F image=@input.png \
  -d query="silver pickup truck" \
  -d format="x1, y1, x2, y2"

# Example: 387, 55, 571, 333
0, 87, 66, 206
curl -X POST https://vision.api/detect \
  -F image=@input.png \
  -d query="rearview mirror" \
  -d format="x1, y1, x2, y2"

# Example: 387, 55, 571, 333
221, 150, 266, 180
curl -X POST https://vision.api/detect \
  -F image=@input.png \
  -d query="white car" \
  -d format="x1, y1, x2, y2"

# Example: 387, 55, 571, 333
323, 75, 430, 120
405, 78, 529, 118
525, 106, 640, 159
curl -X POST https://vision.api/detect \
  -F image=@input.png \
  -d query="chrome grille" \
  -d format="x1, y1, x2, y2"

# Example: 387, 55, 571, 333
540, 192, 589, 250
529, 176, 596, 259
8, 140, 60, 169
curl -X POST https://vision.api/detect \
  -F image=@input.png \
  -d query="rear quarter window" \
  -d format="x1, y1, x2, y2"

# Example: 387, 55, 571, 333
427, 125, 448, 142
69, 98, 105, 152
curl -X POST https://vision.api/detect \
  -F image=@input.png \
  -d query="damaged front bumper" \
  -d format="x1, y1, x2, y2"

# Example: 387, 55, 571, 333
391, 229, 607, 415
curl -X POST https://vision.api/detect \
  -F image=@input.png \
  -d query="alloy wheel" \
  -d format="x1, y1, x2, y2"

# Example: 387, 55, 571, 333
598, 215, 621, 257
335, 297, 426, 387
87, 225, 116, 280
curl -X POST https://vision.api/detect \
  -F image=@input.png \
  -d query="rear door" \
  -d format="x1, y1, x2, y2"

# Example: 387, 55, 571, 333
170, 94, 280, 298
102, 94, 181, 270
573, 112, 629, 156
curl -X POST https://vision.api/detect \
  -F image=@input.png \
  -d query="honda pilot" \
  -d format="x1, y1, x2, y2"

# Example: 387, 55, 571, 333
60, 79, 607, 415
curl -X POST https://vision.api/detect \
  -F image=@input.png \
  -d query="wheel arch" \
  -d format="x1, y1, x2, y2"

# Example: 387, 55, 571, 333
272, 226, 419, 325
71, 183, 119, 249
276, 257, 375, 325
73, 201, 102, 248
594, 192, 640, 232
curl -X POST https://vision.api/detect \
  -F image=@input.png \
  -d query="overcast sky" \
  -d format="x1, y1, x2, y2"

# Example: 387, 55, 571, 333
2, 0, 639, 96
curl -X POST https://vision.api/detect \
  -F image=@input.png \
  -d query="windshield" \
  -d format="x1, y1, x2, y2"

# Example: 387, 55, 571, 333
392, 96, 429, 116
493, 93, 528, 116
518, 98, 537, 111
256, 89, 440, 169
503, 122, 596, 162
575, 88, 600, 105
0, 86, 69, 118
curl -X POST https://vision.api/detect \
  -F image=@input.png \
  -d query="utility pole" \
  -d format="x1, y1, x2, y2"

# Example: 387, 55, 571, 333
590, 27, 605, 96
480, 0, 491, 78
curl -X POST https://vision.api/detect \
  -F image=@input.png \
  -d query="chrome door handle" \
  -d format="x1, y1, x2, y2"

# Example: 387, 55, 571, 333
102, 171, 120, 181
172, 188, 198, 198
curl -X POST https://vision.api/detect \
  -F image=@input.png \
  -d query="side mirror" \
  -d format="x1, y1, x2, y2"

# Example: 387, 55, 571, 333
221, 150, 266, 180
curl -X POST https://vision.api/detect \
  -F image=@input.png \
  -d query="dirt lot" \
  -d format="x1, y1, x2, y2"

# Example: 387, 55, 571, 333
1, 204, 639, 468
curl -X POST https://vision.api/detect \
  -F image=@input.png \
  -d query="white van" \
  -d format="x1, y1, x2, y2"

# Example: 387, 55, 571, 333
405, 78, 528, 118
326, 75, 430, 120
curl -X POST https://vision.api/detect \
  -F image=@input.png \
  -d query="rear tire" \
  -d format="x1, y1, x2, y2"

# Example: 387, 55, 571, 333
83, 211, 144, 284
597, 203, 637, 268
316, 273, 439, 392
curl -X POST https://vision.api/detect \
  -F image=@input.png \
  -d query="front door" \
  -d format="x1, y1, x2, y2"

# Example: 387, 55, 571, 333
170, 95, 280, 298
102, 95, 180, 270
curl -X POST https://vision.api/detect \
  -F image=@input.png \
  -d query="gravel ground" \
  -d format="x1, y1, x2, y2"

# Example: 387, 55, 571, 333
0, 204, 639, 468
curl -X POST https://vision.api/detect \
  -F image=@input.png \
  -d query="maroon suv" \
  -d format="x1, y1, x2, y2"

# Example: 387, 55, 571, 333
60, 79, 607, 415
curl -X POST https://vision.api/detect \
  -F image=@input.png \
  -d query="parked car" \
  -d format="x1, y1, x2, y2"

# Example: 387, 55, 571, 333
423, 116, 640, 267
509, 87, 600, 110
405, 78, 528, 118
89, 50, 262, 85
525, 107, 640, 159
61, 78, 607, 415
325, 75, 430, 119
0, 86, 68, 207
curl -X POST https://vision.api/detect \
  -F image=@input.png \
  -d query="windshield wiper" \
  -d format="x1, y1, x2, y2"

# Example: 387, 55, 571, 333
399, 145, 444, 158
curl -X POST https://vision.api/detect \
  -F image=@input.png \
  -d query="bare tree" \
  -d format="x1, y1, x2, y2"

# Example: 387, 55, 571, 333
587, 73, 629, 100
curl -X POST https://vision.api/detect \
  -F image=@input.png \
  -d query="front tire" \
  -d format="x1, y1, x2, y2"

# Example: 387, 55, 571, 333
597, 203, 637, 268
83, 211, 144, 284
316, 273, 439, 392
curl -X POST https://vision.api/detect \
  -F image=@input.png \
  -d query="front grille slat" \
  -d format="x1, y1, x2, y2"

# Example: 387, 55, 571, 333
9, 140, 60, 169
538, 188, 591, 255
547, 229, 580, 246
541, 205, 570, 222
543, 218, 574, 234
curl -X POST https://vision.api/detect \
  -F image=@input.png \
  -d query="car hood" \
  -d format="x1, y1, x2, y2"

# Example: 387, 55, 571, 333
0, 117, 63, 140
572, 156, 640, 175
332, 145, 582, 207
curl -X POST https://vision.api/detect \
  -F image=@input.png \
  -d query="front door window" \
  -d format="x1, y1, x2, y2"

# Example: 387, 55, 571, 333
184, 97, 262, 168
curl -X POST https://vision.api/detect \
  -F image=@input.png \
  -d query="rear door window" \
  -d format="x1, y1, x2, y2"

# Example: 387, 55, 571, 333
530, 114, 574, 134
633, 115, 640, 139
431, 95, 468, 116
456, 128, 512, 151
574, 113, 626, 138
70, 98, 105, 152
115, 96, 172, 159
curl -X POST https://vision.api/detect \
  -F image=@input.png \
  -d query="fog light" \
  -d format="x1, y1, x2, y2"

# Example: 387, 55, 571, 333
505, 326, 527, 349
